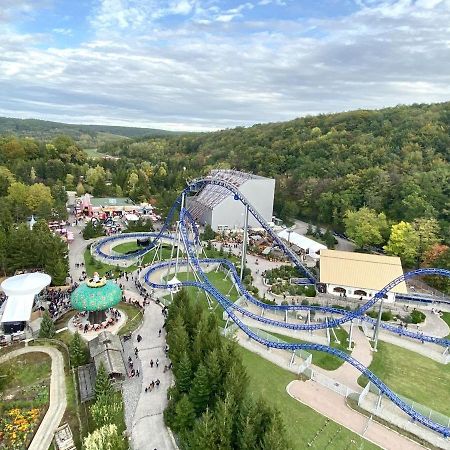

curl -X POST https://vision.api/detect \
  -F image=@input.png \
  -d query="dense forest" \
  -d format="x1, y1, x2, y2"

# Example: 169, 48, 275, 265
0, 116, 176, 148
99, 102, 450, 243
0, 102, 448, 285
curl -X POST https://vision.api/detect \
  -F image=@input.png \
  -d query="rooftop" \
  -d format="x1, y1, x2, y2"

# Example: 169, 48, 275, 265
319, 250, 407, 294
71, 281, 122, 311
188, 169, 272, 219
89, 331, 126, 377
89, 197, 134, 207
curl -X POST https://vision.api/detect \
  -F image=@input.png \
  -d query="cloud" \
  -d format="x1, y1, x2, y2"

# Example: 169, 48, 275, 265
0, 0, 449, 130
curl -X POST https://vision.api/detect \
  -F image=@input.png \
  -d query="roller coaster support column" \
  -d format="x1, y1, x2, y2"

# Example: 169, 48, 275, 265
175, 193, 186, 275
285, 310, 288, 323
240, 205, 249, 280
348, 320, 354, 351
372, 297, 385, 352
326, 318, 331, 345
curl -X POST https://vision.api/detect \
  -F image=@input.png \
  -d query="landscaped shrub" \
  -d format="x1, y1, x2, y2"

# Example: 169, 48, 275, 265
409, 309, 426, 324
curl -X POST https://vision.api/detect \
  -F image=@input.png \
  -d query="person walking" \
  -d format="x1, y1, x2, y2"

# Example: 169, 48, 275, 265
150, 359, 154, 368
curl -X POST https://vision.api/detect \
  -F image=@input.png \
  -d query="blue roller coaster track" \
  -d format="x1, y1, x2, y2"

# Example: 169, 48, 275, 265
95, 177, 450, 438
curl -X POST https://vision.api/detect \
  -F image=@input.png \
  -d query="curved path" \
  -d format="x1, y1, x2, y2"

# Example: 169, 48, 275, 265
0, 345, 67, 450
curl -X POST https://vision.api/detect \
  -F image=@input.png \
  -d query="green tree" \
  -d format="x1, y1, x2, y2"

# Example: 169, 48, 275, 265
69, 332, 86, 367
76, 181, 86, 196
177, 352, 193, 394
39, 310, 56, 338
26, 183, 54, 217
173, 394, 195, 433
83, 221, 105, 240
201, 224, 216, 241
414, 218, 440, 263
189, 363, 211, 415
189, 409, 216, 449
94, 362, 113, 400
344, 207, 388, 249
384, 221, 420, 266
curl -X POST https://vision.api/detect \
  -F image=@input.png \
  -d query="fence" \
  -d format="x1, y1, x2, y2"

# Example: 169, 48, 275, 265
365, 381, 450, 428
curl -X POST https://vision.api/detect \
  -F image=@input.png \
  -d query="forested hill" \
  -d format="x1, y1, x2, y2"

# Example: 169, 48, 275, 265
0, 116, 176, 148
99, 101, 450, 240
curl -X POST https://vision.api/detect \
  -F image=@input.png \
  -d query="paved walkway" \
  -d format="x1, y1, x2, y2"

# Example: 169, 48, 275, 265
0, 346, 67, 450
287, 380, 427, 450
128, 301, 176, 450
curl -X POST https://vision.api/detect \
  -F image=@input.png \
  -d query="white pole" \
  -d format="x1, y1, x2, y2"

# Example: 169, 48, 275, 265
348, 320, 354, 351
174, 193, 185, 276
373, 297, 384, 351
240, 205, 249, 280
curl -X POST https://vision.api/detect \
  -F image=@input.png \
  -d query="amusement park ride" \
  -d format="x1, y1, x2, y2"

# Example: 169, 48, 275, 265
92, 177, 450, 439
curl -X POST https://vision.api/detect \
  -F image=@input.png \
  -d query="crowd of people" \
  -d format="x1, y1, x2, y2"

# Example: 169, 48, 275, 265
44, 285, 77, 320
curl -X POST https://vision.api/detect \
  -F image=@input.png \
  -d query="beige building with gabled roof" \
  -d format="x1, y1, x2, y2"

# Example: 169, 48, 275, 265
319, 249, 407, 302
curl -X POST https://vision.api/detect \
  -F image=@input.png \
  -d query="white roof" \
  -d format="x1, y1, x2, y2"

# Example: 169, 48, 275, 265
125, 213, 139, 221
1, 273, 51, 296
277, 230, 327, 255
1, 273, 51, 323
1, 294, 35, 322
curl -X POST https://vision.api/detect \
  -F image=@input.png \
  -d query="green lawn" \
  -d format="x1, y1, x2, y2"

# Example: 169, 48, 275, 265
117, 302, 144, 336
84, 249, 137, 277
358, 341, 450, 416
267, 327, 350, 370
239, 346, 379, 450
112, 242, 174, 264
83, 148, 101, 158
0, 352, 51, 392
441, 312, 450, 338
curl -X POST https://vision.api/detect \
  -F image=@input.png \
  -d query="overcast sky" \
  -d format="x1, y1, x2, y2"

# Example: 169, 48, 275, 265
0, 0, 449, 131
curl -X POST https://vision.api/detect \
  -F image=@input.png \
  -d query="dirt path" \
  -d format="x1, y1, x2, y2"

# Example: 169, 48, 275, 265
0, 345, 67, 450
287, 380, 427, 450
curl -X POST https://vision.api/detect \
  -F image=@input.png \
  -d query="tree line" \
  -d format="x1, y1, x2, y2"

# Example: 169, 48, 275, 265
164, 289, 292, 449
0, 220, 69, 285
98, 102, 450, 245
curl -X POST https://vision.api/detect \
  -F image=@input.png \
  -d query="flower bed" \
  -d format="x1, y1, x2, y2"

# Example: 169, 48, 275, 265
0, 407, 45, 449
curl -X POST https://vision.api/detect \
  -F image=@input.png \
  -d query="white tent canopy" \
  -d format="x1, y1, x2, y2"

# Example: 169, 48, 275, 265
1, 273, 51, 323
277, 230, 327, 259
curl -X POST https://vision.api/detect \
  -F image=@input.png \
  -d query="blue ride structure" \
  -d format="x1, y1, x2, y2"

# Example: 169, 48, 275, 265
94, 177, 450, 438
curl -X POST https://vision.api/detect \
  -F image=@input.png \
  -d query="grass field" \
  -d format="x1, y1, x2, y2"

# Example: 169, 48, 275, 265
84, 249, 137, 277
358, 341, 450, 416
83, 148, 101, 158
113, 242, 174, 264
442, 312, 450, 338
117, 302, 144, 336
239, 347, 380, 450
266, 328, 350, 370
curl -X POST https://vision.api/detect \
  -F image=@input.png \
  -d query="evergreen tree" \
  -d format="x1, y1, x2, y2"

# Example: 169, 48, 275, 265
213, 395, 234, 450
236, 398, 258, 450
94, 362, 114, 400
189, 363, 211, 415
306, 223, 314, 236
205, 349, 222, 401
166, 315, 189, 369
46, 257, 68, 286
173, 394, 195, 434
176, 352, 193, 394
69, 332, 86, 367
39, 310, 55, 338
261, 412, 292, 450
189, 409, 216, 449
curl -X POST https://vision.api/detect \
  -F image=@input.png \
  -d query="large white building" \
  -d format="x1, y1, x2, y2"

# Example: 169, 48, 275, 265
187, 170, 275, 231
319, 250, 407, 303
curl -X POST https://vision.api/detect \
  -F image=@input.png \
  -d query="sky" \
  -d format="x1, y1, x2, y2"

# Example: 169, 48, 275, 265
0, 0, 449, 131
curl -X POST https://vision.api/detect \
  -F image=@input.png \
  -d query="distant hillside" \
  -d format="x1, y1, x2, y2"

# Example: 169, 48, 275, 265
0, 116, 177, 148
99, 101, 450, 241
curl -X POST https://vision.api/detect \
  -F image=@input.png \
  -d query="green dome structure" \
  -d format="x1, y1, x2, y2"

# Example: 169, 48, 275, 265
71, 277, 122, 324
